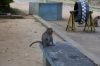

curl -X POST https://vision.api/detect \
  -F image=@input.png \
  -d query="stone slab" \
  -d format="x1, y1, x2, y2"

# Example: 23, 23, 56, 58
40, 42, 95, 66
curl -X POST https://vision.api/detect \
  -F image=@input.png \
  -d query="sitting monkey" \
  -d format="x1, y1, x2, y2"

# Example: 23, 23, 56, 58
30, 28, 54, 48
93, 16, 100, 27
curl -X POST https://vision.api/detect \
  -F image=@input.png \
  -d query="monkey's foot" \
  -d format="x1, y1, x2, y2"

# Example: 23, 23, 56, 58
52, 44, 55, 46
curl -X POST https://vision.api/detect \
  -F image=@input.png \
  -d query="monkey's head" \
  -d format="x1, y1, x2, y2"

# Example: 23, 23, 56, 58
97, 16, 100, 19
46, 28, 53, 35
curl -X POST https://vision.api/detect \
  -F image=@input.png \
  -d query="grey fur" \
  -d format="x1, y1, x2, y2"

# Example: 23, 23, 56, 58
30, 28, 54, 47
93, 16, 100, 27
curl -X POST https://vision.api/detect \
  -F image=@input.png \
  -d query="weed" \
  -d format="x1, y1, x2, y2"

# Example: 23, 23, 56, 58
33, 17, 48, 28
0, 7, 25, 15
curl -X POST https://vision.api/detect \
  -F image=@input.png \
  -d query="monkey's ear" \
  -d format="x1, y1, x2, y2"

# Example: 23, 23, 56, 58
47, 28, 52, 30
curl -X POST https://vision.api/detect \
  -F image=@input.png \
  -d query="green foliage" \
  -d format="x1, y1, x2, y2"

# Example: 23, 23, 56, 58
0, 0, 14, 12
9, 8, 25, 15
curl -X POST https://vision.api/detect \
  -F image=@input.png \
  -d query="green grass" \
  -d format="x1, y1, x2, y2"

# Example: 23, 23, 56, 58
33, 17, 48, 28
34, 17, 40, 22
9, 8, 25, 15
0, 7, 25, 15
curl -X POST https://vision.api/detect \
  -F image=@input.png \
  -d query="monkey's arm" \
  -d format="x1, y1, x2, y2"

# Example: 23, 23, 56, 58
50, 35, 54, 46
51, 37, 54, 46
42, 38, 49, 48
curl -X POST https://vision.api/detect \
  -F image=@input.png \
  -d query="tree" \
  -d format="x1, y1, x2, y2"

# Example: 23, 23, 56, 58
0, 0, 13, 12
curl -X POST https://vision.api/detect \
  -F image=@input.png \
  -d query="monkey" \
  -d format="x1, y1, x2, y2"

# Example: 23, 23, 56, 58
30, 28, 54, 48
93, 16, 100, 27
78, 16, 100, 27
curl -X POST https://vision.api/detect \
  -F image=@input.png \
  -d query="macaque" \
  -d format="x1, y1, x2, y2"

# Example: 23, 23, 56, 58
30, 28, 54, 47
93, 16, 100, 27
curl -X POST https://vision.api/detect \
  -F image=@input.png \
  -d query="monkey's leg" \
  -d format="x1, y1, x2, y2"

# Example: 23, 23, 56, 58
95, 21, 99, 27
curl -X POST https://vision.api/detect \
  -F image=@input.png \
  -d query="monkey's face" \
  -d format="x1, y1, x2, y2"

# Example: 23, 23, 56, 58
47, 30, 53, 35
99, 16, 100, 19
97, 16, 100, 19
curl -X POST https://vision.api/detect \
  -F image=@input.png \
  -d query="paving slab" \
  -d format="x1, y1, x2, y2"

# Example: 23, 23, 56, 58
40, 42, 95, 66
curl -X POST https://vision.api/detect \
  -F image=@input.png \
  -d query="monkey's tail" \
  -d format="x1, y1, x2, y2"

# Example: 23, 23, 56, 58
30, 41, 42, 47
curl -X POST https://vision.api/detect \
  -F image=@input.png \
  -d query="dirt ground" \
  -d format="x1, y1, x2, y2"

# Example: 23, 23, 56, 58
0, 16, 63, 66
